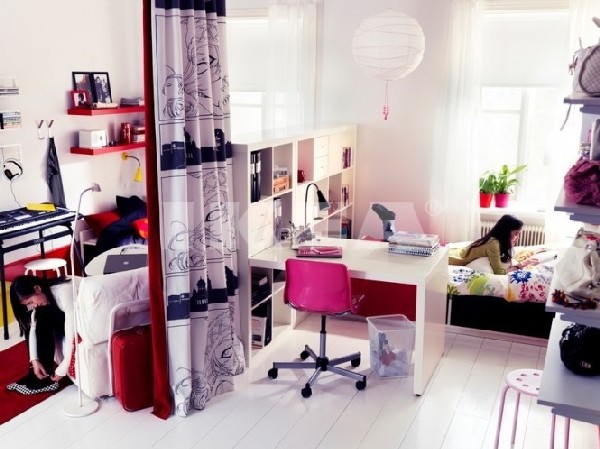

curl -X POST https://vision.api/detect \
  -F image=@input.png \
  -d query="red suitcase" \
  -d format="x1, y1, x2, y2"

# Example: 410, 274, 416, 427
111, 325, 153, 411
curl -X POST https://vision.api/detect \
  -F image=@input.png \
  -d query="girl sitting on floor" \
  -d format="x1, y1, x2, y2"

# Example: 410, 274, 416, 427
8, 275, 73, 395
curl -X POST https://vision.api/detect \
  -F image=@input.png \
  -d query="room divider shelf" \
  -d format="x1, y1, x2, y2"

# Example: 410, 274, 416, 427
70, 142, 145, 155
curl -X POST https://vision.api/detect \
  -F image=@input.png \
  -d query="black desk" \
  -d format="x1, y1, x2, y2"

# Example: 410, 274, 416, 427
0, 207, 78, 340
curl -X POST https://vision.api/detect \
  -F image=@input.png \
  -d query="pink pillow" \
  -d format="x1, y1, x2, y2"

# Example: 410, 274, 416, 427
84, 210, 120, 236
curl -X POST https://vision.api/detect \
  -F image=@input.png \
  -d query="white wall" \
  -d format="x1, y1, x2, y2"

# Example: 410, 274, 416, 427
0, 1, 144, 261
0, 1, 144, 217
319, 1, 451, 238
228, 0, 451, 239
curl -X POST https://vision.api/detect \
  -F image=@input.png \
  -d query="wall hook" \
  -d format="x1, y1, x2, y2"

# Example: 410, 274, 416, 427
47, 120, 54, 138
37, 120, 45, 140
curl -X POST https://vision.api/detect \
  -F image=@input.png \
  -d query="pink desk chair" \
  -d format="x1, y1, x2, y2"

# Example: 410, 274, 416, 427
267, 258, 367, 398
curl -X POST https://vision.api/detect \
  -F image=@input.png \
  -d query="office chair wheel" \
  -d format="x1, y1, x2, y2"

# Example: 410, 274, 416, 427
351, 357, 361, 367
356, 379, 367, 391
300, 350, 310, 360
301, 384, 312, 398
267, 368, 278, 379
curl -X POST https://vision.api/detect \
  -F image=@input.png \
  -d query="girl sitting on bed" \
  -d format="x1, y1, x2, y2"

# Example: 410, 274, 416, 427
449, 214, 538, 275
7, 275, 72, 395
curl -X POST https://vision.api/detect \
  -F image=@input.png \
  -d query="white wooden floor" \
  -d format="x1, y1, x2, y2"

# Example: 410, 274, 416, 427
1, 317, 598, 449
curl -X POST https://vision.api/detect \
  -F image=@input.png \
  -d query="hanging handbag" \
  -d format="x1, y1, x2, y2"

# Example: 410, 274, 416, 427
571, 43, 600, 96
563, 158, 600, 207
551, 228, 600, 308
559, 323, 600, 376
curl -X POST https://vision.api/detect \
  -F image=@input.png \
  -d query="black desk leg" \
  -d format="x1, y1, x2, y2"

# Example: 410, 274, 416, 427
1, 247, 8, 340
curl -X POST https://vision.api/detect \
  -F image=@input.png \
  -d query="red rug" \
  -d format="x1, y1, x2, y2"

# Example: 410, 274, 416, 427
0, 341, 72, 424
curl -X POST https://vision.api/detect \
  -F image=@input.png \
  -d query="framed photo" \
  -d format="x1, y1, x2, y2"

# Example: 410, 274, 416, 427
71, 90, 90, 109
72, 72, 93, 98
90, 72, 112, 104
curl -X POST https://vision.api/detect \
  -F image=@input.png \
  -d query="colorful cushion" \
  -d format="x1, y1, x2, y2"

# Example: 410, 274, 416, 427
132, 218, 149, 239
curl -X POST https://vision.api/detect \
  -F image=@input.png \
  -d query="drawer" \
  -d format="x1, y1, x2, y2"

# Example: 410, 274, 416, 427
248, 224, 273, 256
314, 155, 329, 180
248, 201, 273, 231
314, 136, 329, 158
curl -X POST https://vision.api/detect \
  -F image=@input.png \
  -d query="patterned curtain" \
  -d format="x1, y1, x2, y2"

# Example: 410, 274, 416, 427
146, 0, 245, 418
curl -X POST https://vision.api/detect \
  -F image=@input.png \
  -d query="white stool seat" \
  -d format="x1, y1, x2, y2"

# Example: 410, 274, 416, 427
24, 258, 67, 278
495, 368, 569, 449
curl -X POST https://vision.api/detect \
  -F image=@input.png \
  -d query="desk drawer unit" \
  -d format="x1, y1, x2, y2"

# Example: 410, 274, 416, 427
249, 200, 273, 231
248, 224, 273, 256
314, 135, 329, 158
314, 156, 329, 181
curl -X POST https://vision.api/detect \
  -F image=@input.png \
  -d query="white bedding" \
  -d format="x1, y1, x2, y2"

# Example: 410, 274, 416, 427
55, 267, 149, 398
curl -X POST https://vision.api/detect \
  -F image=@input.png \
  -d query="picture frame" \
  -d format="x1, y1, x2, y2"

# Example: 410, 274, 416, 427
71, 89, 90, 109
72, 72, 93, 99
90, 72, 112, 104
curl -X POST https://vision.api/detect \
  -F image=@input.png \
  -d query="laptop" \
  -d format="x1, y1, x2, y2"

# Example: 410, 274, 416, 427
103, 253, 148, 274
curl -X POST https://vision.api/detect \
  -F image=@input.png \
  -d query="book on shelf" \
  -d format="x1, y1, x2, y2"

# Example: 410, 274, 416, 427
120, 97, 145, 107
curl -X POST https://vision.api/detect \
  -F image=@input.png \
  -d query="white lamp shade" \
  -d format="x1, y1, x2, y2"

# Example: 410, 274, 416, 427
352, 10, 425, 82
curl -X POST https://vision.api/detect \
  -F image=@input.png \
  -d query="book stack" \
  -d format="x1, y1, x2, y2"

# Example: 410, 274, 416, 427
131, 124, 145, 143
388, 231, 440, 257
0, 111, 21, 129
120, 97, 145, 107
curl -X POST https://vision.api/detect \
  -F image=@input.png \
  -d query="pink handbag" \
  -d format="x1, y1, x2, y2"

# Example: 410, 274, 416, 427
564, 158, 600, 206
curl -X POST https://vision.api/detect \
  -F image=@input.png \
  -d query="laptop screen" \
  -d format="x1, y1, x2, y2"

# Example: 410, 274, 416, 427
103, 253, 148, 274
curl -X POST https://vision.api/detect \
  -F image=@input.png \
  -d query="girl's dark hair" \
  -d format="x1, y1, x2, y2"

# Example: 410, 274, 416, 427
9, 275, 65, 338
468, 214, 523, 263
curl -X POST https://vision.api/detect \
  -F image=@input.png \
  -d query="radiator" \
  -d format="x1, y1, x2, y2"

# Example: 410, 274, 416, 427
480, 220, 546, 246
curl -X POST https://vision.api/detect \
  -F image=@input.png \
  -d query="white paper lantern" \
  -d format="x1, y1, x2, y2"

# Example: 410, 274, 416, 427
352, 10, 425, 119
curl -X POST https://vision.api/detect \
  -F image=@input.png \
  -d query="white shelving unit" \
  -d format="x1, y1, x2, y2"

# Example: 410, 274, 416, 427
231, 123, 357, 365
538, 96, 600, 424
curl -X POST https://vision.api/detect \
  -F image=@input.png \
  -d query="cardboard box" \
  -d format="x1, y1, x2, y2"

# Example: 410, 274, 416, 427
272, 175, 290, 194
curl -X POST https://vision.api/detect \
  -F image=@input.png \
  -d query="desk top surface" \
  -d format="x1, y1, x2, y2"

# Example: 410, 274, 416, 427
250, 237, 448, 284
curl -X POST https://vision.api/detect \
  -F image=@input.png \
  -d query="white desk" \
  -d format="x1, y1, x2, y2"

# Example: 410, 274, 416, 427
249, 237, 449, 396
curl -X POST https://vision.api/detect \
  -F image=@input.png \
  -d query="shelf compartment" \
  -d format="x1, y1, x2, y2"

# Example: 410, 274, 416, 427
67, 106, 145, 116
554, 189, 600, 225
538, 317, 600, 424
70, 142, 145, 155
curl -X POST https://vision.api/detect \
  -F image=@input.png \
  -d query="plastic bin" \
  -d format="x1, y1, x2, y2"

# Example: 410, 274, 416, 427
367, 314, 415, 378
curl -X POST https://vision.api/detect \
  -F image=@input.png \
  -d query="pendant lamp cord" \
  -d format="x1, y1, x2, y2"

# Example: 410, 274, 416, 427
383, 82, 389, 120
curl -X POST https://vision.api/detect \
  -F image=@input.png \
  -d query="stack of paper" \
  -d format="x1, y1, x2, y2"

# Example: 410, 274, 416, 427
388, 232, 439, 257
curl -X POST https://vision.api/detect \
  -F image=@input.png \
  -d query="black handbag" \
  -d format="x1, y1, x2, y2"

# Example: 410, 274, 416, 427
559, 323, 600, 376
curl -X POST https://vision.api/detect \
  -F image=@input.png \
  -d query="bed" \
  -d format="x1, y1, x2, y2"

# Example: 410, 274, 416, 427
446, 245, 562, 338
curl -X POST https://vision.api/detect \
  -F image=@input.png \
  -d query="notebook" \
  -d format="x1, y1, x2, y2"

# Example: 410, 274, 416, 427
296, 246, 343, 258
103, 253, 148, 274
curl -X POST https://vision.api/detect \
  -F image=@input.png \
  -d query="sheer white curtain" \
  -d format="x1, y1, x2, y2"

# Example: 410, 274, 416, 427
430, 0, 483, 244
265, 0, 318, 129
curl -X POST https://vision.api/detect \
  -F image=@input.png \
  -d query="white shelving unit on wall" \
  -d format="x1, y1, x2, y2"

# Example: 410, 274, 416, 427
231, 123, 357, 365
538, 96, 600, 425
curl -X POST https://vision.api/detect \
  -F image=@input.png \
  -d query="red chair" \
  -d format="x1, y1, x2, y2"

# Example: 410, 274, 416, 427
267, 258, 367, 398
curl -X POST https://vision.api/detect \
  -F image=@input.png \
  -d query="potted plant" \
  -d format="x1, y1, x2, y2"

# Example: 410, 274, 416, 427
479, 171, 497, 208
494, 164, 527, 207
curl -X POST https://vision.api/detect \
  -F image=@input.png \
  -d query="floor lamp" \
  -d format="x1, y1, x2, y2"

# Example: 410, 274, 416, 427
64, 183, 101, 418
304, 182, 330, 228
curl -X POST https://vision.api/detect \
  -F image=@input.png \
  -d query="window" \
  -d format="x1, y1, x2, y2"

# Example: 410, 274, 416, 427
478, 9, 571, 210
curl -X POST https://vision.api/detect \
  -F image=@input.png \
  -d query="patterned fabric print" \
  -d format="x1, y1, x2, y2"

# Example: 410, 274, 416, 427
7, 380, 59, 395
448, 263, 554, 303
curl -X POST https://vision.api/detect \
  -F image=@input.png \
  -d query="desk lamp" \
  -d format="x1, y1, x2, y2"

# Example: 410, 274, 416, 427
304, 182, 329, 228
121, 152, 143, 182
64, 182, 101, 418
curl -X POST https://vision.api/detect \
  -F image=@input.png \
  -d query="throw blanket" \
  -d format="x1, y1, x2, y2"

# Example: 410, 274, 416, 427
447, 247, 562, 303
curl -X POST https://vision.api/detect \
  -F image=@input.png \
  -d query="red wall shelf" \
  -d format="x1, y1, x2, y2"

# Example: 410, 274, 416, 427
70, 142, 145, 156
67, 106, 145, 116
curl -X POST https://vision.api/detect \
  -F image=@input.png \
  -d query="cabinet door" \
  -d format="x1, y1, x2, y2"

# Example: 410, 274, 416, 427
248, 200, 273, 231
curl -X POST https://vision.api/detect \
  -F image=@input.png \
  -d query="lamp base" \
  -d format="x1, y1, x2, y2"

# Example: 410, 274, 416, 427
63, 394, 100, 418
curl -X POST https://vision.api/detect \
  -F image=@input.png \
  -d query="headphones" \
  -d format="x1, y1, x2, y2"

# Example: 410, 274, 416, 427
3, 158, 23, 181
